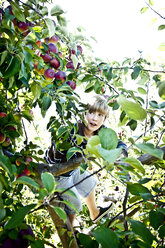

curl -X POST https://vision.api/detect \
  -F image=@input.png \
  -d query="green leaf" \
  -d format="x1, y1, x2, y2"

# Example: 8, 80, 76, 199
158, 223, 165, 239
99, 128, 118, 150
135, 143, 164, 160
141, 7, 149, 13
42, 95, 52, 111
62, 200, 79, 213
0, 154, 13, 175
71, 54, 78, 69
0, 51, 8, 65
92, 226, 119, 248
31, 239, 45, 248
54, 206, 67, 222
45, 18, 56, 38
137, 87, 147, 95
86, 136, 101, 157
30, 82, 41, 100
131, 66, 141, 79
149, 210, 164, 230
79, 233, 99, 248
126, 119, 137, 131
3, 57, 20, 78
138, 178, 151, 184
41, 172, 55, 193
128, 219, 154, 245
66, 147, 82, 160
4, 204, 36, 230
10, 2, 26, 22
127, 182, 151, 196
158, 25, 165, 31
14, 176, 40, 189
0, 28, 15, 40
51, 5, 64, 16
122, 157, 145, 175
0, 207, 6, 221
118, 95, 147, 121
97, 147, 122, 163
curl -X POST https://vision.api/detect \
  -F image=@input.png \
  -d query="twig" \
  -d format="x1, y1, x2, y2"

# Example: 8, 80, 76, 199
156, 128, 165, 147
106, 192, 164, 227
146, 3, 165, 20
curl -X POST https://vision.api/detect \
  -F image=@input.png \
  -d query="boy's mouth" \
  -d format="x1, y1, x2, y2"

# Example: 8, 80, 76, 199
90, 122, 97, 127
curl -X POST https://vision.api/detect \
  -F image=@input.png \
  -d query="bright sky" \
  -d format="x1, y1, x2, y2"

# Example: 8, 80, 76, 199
53, 0, 165, 62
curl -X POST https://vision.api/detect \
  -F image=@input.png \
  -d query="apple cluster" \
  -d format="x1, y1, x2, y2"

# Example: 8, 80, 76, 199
0, 225, 34, 248
0, 112, 16, 148
6, 6, 34, 38
33, 36, 83, 91
15, 156, 33, 178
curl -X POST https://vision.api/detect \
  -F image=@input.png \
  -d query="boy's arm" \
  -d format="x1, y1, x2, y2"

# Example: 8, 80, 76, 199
117, 140, 128, 157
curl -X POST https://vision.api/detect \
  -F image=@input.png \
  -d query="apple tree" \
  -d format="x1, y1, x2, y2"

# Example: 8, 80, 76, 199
0, 0, 165, 247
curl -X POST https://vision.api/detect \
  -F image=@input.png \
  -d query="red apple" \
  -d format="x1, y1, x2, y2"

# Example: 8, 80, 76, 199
36, 40, 42, 48
55, 71, 66, 83
16, 158, 22, 166
0, 132, 5, 144
8, 125, 16, 131
2, 137, 11, 147
17, 22, 28, 32
25, 156, 33, 164
33, 62, 44, 75
44, 68, 56, 81
0, 112, 7, 118
45, 35, 59, 44
40, 53, 52, 62
47, 43, 58, 54
29, 110, 33, 116
66, 81, 76, 90
24, 166, 31, 176
77, 45, 83, 55
58, 52, 63, 58
66, 61, 74, 70
50, 58, 60, 69
7, 6, 13, 15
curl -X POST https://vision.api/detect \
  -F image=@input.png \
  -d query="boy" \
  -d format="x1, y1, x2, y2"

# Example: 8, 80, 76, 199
45, 95, 127, 226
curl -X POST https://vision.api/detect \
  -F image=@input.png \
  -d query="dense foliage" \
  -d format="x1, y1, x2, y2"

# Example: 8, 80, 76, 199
0, 0, 164, 247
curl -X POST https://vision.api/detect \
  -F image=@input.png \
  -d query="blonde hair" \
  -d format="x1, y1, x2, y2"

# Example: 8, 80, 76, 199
86, 95, 109, 119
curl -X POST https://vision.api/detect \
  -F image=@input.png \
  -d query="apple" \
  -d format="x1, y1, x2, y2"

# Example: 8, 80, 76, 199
36, 40, 42, 48
17, 22, 28, 32
50, 58, 60, 69
33, 62, 44, 75
58, 52, 63, 58
7, 6, 13, 15
2, 137, 11, 147
66, 81, 76, 90
66, 61, 74, 70
23, 166, 31, 176
0, 237, 22, 248
0, 132, 6, 144
29, 110, 33, 116
55, 71, 66, 83
8, 125, 16, 131
0, 112, 7, 118
47, 43, 58, 54
25, 156, 33, 164
45, 35, 59, 44
16, 158, 22, 166
77, 45, 83, 55
44, 68, 55, 81
40, 53, 52, 62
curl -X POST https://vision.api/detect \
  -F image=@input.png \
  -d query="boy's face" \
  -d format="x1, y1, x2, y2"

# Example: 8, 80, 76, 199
85, 111, 105, 133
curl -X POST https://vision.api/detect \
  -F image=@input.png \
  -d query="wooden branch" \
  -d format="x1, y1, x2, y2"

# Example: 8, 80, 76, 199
137, 146, 165, 165
37, 156, 85, 176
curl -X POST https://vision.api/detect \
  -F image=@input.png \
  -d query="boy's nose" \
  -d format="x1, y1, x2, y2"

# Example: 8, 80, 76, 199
92, 114, 97, 120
